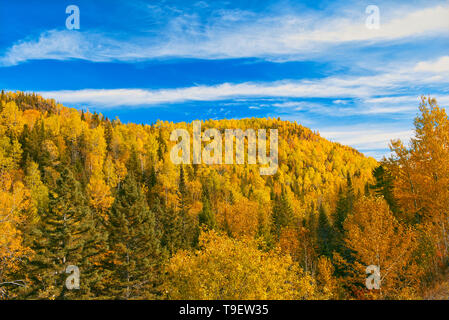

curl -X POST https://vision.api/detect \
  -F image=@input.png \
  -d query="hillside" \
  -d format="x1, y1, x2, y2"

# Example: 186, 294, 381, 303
1, 92, 448, 300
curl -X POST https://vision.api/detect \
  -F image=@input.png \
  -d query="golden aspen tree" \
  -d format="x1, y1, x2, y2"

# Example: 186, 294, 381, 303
0, 181, 32, 299
87, 174, 114, 220
164, 230, 317, 300
341, 196, 419, 299
385, 97, 449, 268
226, 197, 259, 238
316, 256, 338, 299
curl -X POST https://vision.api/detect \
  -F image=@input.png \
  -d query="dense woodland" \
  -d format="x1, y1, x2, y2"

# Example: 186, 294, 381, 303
0, 91, 448, 299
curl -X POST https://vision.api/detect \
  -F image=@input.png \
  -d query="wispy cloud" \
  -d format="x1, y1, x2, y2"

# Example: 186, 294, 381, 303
365, 94, 449, 106
318, 125, 414, 159
414, 56, 449, 73
37, 61, 449, 109
38, 82, 369, 108
0, 30, 146, 66
320, 127, 413, 150
2, 5, 449, 66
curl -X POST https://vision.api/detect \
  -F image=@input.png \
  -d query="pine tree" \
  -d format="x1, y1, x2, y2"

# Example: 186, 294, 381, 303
146, 165, 158, 205
272, 188, 295, 239
334, 187, 347, 236
346, 172, 354, 211
198, 186, 216, 230
104, 118, 113, 152
147, 165, 157, 189
158, 204, 196, 253
371, 165, 399, 215
19, 118, 48, 169
26, 168, 107, 299
157, 129, 167, 161
105, 173, 164, 299
126, 146, 144, 183
178, 166, 187, 212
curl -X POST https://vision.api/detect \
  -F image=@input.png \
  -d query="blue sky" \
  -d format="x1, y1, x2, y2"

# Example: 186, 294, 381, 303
1, 0, 449, 159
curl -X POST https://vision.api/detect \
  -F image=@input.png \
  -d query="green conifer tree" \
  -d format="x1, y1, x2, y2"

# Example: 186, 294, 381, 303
105, 173, 164, 299
26, 168, 107, 299
272, 188, 295, 238
371, 165, 399, 215
198, 186, 216, 230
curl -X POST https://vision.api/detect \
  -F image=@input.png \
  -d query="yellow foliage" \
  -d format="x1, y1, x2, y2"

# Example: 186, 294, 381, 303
341, 196, 420, 299
87, 174, 114, 219
316, 256, 338, 299
225, 197, 259, 238
164, 230, 318, 300
0, 180, 33, 291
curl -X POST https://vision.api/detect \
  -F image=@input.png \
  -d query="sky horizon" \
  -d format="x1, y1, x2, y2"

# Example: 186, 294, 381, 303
1, 0, 449, 159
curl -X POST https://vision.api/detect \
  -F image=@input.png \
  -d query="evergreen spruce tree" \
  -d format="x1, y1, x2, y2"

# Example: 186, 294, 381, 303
156, 166, 196, 253
178, 166, 187, 212
272, 188, 295, 239
19, 118, 48, 169
332, 175, 354, 241
198, 186, 216, 230
104, 118, 113, 153
333, 186, 347, 236
146, 165, 158, 205
27, 168, 107, 299
178, 166, 196, 248
127, 147, 142, 180
346, 172, 354, 211
371, 165, 399, 215
157, 129, 167, 161
147, 166, 157, 189
158, 205, 195, 253
106, 173, 164, 299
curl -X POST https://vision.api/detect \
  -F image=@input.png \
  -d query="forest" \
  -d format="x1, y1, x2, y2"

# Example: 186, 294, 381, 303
0, 91, 448, 300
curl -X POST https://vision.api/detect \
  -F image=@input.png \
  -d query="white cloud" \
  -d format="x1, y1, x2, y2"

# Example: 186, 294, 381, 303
37, 66, 449, 109
0, 30, 148, 66
301, 5, 449, 43
359, 105, 416, 115
414, 56, 449, 73
365, 94, 449, 106
38, 81, 373, 108
333, 99, 349, 105
319, 126, 413, 157
2, 5, 449, 65
364, 95, 420, 104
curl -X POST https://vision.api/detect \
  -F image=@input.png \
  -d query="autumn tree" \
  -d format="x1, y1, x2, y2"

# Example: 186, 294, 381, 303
164, 230, 317, 300
0, 181, 32, 299
316, 256, 338, 299
385, 97, 449, 279
337, 196, 419, 299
